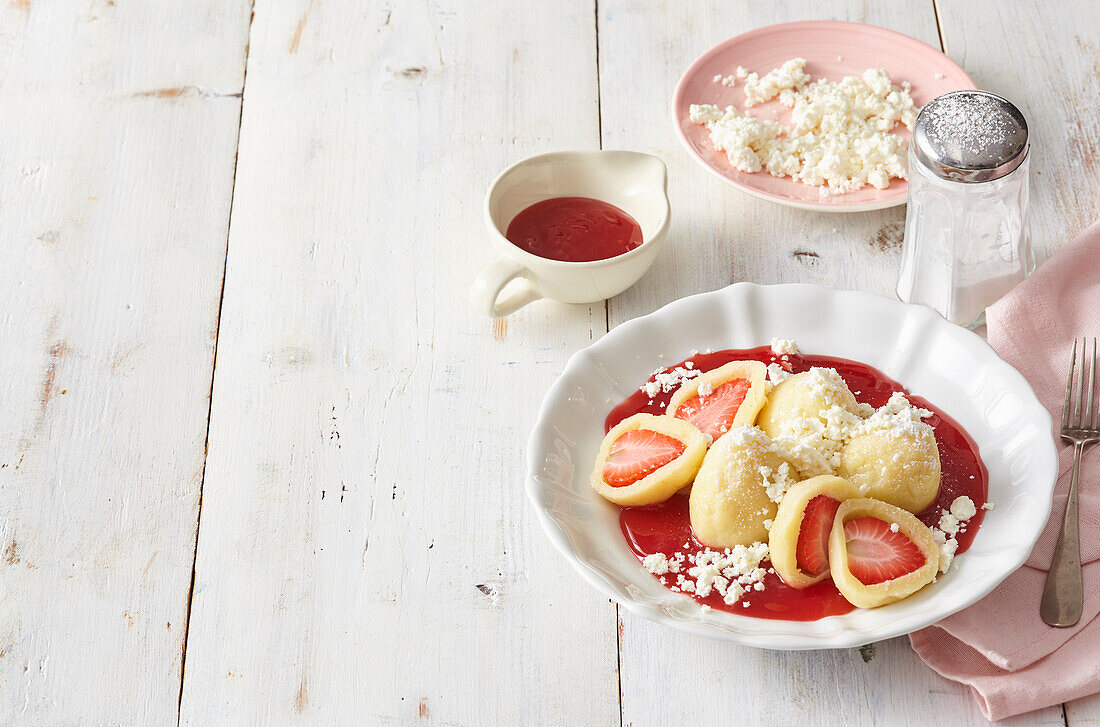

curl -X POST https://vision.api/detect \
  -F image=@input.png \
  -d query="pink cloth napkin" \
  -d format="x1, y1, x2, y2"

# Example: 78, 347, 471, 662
910, 220, 1100, 721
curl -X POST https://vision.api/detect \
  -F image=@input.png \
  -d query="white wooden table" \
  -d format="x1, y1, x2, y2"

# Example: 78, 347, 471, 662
2, 1, 1098, 724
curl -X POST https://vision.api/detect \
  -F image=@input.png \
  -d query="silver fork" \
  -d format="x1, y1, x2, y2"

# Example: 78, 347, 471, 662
1041, 338, 1100, 627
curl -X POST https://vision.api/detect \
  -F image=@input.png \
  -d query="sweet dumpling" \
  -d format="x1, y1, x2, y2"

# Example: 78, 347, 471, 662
689, 425, 785, 548
828, 498, 939, 608
768, 475, 862, 589
837, 421, 941, 513
590, 413, 708, 506
756, 367, 861, 441
667, 360, 767, 443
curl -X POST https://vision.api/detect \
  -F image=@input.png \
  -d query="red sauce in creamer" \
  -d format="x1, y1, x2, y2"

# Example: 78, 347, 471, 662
608, 346, 989, 621
505, 197, 643, 262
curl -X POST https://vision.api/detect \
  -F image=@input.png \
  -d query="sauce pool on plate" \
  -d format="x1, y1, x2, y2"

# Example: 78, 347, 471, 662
505, 196, 643, 262
608, 346, 989, 621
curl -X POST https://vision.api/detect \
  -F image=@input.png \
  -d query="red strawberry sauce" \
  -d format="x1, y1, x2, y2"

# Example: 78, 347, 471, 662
607, 346, 989, 621
505, 197, 643, 262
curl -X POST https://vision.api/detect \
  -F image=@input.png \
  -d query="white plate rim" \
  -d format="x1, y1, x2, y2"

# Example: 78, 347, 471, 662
525, 283, 1057, 649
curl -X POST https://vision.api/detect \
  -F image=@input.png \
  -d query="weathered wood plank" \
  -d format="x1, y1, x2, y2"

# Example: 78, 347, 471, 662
177, 0, 618, 723
598, 1, 1067, 724
0, 1, 250, 724
601, 0, 916, 317
940, 2, 1100, 722
936, 0, 1100, 270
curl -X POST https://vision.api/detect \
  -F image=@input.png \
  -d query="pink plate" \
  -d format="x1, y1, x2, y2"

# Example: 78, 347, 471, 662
672, 21, 976, 212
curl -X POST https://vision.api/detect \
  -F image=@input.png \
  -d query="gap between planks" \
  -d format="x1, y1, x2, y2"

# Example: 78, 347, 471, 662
174, 3, 256, 724
931, 2, 1066, 723
592, 1, 627, 724
931, 0, 948, 54
592, 1, 625, 725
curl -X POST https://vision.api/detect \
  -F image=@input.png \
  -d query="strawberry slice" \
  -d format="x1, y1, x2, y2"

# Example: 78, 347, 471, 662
673, 378, 750, 440
796, 495, 841, 576
843, 516, 927, 585
602, 429, 686, 488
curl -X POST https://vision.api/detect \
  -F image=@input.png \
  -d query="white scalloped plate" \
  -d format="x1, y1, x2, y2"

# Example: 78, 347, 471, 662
526, 283, 1057, 650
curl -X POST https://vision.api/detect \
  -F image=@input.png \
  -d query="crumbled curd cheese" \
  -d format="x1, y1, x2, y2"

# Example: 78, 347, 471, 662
770, 337, 800, 356
760, 461, 797, 504
741, 58, 812, 107
641, 365, 701, 398
930, 496, 979, 573
769, 381, 933, 477
643, 553, 672, 575
950, 496, 977, 521
687, 104, 779, 173
938, 537, 959, 573
724, 424, 773, 450
806, 367, 853, 405
767, 363, 792, 385
689, 59, 919, 193
649, 543, 770, 606
643, 552, 685, 576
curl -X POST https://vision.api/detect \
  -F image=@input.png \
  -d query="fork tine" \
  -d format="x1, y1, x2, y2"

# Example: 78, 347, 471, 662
1064, 339, 1077, 430
1078, 338, 1089, 427
1090, 338, 1097, 429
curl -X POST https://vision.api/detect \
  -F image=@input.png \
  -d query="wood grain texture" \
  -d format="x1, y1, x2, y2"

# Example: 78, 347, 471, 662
0, 0, 250, 724
2, 0, 1095, 722
600, 0, 914, 324
936, 0, 1100, 269
935, 3, 1100, 723
1070, 694, 1100, 727
618, 625, 1066, 727
177, 0, 618, 723
598, 1, 1066, 724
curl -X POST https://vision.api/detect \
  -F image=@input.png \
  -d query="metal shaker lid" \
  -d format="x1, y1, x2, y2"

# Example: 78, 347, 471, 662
912, 90, 1028, 183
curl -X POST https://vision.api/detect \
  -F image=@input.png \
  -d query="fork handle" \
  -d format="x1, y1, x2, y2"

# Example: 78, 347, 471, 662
1041, 441, 1084, 627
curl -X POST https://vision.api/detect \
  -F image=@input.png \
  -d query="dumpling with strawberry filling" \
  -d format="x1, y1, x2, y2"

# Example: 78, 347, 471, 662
689, 425, 787, 548
768, 475, 862, 589
590, 413, 708, 506
828, 498, 939, 608
666, 360, 767, 443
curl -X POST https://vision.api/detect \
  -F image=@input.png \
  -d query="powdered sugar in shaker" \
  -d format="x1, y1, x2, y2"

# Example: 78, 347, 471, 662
896, 90, 1033, 328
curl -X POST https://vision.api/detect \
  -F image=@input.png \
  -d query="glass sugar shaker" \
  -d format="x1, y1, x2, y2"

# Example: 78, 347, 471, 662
896, 90, 1033, 328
